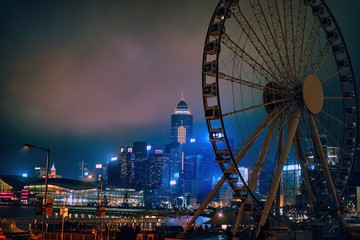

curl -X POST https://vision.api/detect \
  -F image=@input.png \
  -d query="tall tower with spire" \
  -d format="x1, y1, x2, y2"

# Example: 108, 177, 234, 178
170, 93, 193, 144
50, 162, 57, 178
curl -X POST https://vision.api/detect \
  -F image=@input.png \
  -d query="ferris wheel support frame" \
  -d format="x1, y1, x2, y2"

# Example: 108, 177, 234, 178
257, 108, 302, 234
308, 113, 342, 221
233, 118, 278, 235
184, 111, 279, 233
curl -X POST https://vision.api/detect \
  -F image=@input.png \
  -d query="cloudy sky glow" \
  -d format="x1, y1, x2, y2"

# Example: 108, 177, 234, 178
2, 1, 213, 134
0, 0, 359, 178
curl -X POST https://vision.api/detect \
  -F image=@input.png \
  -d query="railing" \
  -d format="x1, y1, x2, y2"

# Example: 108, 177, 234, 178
1, 216, 165, 225
40, 233, 96, 240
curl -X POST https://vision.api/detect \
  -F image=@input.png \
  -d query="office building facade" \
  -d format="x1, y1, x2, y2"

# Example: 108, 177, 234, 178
170, 96, 193, 144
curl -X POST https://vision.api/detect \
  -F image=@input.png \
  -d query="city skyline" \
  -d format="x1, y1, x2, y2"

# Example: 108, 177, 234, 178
1, 0, 359, 178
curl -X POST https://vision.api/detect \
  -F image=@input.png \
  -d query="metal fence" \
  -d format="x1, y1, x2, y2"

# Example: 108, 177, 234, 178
43, 233, 96, 240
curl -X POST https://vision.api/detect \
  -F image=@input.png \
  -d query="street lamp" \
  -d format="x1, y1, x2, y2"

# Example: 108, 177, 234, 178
61, 193, 66, 240
23, 143, 50, 240
99, 178, 104, 240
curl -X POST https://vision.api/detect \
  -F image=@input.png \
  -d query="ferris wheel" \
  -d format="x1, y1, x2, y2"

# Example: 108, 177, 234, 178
186, 0, 358, 237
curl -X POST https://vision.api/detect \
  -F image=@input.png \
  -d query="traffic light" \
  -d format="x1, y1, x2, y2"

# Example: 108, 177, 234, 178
35, 197, 43, 215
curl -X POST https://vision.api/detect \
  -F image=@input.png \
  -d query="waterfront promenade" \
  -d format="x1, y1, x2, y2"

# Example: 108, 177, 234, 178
0, 205, 168, 231
2, 205, 360, 240
0, 205, 219, 239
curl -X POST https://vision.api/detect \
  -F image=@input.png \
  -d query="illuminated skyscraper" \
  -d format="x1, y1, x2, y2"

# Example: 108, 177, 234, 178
107, 146, 134, 188
170, 95, 193, 144
164, 94, 194, 201
133, 141, 148, 190
34, 167, 46, 178
119, 146, 134, 188
50, 162, 56, 178
147, 150, 167, 189
78, 160, 88, 180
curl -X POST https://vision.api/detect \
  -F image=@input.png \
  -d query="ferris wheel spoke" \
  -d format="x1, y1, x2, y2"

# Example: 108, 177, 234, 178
299, 110, 341, 171
312, 113, 351, 154
307, 43, 332, 75
324, 96, 354, 101
218, 71, 289, 96
218, 70, 264, 89
271, 0, 296, 82
293, 1, 307, 82
222, 98, 292, 117
318, 109, 347, 128
320, 67, 351, 84
221, 33, 277, 82
249, 0, 293, 84
294, 134, 317, 212
308, 113, 341, 218
230, 4, 288, 84
299, 20, 321, 80
283, 0, 297, 82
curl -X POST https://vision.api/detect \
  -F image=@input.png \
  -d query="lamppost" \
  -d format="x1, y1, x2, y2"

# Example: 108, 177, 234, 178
24, 144, 50, 240
61, 193, 66, 240
99, 178, 104, 240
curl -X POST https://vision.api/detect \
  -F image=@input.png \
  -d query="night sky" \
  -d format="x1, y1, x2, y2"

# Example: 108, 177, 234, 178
1, 1, 359, 179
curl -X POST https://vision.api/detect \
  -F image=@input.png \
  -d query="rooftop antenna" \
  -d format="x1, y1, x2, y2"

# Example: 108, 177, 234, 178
181, 79, 184, 100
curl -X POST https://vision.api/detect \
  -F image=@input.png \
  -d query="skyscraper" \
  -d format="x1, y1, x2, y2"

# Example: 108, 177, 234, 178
165, 94, 194, 204
133, 141, 148, 190
119, 146, 134, 188
78, 160, 88, 180
50, 162, 56, 178
107, 146, 134, 188
147, 151, 167, 189
170, 95, 193, 144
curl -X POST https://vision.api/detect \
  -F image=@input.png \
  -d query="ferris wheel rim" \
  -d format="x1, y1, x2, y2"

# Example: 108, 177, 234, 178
201, 0, 358, 230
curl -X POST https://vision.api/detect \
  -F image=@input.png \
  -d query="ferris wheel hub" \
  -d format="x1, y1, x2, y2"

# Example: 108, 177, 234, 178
302, 75, 324, 114
263, 82, 285, 113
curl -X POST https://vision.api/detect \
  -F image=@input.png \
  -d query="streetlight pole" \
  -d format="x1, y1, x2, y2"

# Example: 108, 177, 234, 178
100, 178, 103, 240
61, 193, 66, 240
24, 144, 50, 240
